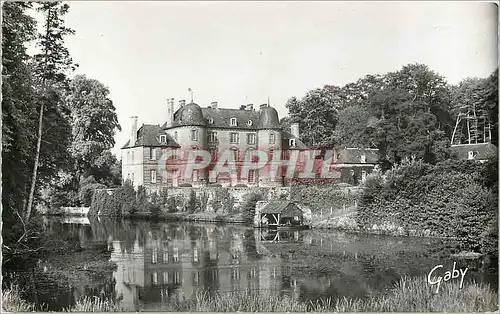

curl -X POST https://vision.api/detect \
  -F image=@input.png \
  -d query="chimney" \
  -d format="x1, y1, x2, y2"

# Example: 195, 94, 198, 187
246, 103, 254, 111
166, 98, 175, 127
240, 105, 246, 110
211, 101, 218, 109
260, 104, 268, 110
179, 99, 186, 107
291, 123, 300, 138
130, 116, 138, 146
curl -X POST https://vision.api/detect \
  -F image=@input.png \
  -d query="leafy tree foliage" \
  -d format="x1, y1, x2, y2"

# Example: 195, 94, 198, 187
26, 1, 76, 221
2, 2, 38, 228
67, 74, 121, 175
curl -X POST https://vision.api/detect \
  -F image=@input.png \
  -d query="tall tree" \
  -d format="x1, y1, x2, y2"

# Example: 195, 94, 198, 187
26, 1, 75, 221
2, 2, 37, 228
366, 88, 450, 167
285, 87, 340, 146
384, 63, 454, 136
66, 74, 121, 176
333, 104, 373, 148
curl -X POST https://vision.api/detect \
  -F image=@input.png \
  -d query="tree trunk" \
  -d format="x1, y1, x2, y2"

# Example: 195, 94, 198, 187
450, 115, 461, 145
25, 100, 45, 222
25, 6, 51, 222
467, 115, 471, 144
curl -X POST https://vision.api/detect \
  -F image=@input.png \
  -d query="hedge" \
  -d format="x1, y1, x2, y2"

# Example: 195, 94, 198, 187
357, 159, 498, 254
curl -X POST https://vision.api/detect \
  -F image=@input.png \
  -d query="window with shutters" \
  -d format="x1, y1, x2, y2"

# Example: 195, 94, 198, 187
230, 132, 239, 144
247, 133, 256, 145
269, 133, 276, 144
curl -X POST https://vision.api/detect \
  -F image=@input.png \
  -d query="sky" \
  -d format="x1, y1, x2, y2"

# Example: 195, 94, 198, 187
56, 1, 498, 157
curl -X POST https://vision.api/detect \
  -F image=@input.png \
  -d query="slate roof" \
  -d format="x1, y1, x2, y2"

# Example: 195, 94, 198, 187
281, 131, 309, 150
335, 148, 379, 164
450, 143, 497, 160
261, 200, 301, 214
201, 107, 261, 129
171, 103, 206, 127
259, 106, 281, 129
162, 104, 281, 130
122, 124, 180, 149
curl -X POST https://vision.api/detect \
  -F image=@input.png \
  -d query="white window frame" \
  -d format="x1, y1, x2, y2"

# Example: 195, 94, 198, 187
209, 171, 217, 183
150, 147, 157, 160
468, 151, 475, 160
289, 139, 296, 147
248, 169, 255, 183
208, 131, 217, 143
152, 272, 158, 285
152, 247, 157, 264
208, 118, 214, 124
247, 120, 253, 126
191, 129, 198, 141
159, 135, 167, 143
230, 132, 239, 144
247, 133, 256, 145
360, 155, 366, 163
269, 133, 276, 144
151, 169, 157, 183
230, 118, 237, 126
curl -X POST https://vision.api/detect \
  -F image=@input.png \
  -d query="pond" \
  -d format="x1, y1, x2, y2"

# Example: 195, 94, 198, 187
3, 216, 498, 311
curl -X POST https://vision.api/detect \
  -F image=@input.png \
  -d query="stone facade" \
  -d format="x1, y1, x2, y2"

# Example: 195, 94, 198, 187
121, 100, 306, 190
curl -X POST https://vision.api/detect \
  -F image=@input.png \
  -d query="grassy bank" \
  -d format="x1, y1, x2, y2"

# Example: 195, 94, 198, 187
67, 276, 500, 312
4, 276, 497, 312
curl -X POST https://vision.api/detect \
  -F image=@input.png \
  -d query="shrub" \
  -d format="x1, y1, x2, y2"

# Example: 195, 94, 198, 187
187, 190, 197, 213
290, 183, 358, 214
78, 176, 107, 206
357, 159, 498, 253
148, 192, 162, 218
240, 192, 265, 223
209, 189, 235, 213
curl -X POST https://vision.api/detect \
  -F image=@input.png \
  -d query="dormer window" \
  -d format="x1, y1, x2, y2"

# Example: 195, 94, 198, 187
247, 120, 253, 127
159, 135, 167, 143
208, 118, 214, 124
360, 155, 366, 163
289, 139, 296, 147
230, 118, 237, 126
468, 151, 475, 160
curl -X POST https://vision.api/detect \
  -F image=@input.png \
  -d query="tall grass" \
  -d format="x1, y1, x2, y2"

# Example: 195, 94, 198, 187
1, 285, 36, 312
309, 276, 498, 312
4, 276, 498, 312
67, 296, 121, 312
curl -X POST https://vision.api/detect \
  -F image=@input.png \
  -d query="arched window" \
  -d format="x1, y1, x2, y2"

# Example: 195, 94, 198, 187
230, 118, 237, 126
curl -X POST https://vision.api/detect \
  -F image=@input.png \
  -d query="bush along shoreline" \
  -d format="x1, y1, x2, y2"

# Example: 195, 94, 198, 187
84, 157, 497, 259
3, 276, 498, 312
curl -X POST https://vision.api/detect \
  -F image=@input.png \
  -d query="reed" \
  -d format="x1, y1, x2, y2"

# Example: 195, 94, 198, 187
1, 284, 36, 312
5, 275, 497, 312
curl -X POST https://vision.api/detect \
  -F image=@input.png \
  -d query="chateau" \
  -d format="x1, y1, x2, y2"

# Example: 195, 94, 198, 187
121, 99, 379, 191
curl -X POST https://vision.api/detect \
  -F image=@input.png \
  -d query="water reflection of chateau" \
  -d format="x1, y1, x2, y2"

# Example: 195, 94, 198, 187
110, 225, 300, 309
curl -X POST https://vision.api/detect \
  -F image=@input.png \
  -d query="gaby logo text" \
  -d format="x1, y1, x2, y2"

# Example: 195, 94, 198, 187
427, 262, 468, 294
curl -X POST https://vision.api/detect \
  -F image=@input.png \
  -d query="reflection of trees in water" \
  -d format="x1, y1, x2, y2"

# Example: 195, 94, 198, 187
243, 229, 262, 260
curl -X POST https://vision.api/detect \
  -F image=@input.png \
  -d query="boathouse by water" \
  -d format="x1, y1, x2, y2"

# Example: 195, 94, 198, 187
254, 200, 312, 228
